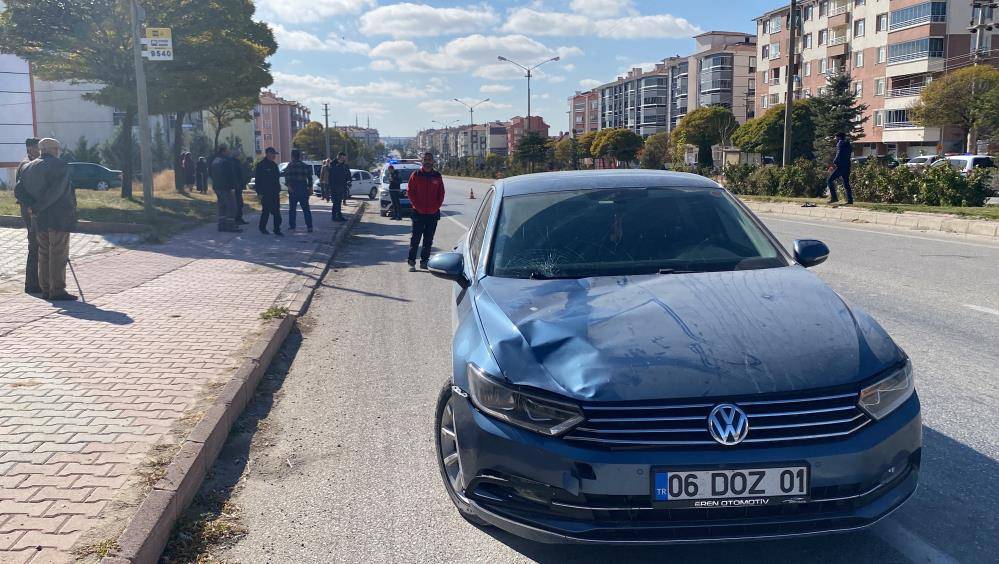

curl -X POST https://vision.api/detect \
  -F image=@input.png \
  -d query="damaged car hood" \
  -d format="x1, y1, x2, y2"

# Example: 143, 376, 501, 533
474, 267, 902, 402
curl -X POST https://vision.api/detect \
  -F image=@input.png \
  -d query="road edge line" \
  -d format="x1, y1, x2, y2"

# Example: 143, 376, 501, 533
101, 202, 367, 564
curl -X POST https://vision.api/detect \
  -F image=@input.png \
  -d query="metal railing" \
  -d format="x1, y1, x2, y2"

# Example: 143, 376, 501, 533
889, 13, 946, 31
829, 3, 849, 17
829, 35, 848, 46
884, 121, 917, 129
887, 49, 943, 64
887, 85, 926, 98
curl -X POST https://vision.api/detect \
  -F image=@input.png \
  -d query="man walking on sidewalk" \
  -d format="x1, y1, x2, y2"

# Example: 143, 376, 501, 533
255, 147, 283, 236
211, 145, 241, 232
283, 149, 314, 232
18, 138, 78, 301
14, 137, 41, 294
329, 152, 351, 222
406, 152, 445, 272
826, 132, 854, 205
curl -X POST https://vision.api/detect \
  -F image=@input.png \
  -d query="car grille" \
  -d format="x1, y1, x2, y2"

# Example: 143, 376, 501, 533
564, 391, 871, 448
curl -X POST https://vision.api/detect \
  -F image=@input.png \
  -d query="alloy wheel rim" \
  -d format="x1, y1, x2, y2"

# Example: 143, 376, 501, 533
440, 401, 462, 491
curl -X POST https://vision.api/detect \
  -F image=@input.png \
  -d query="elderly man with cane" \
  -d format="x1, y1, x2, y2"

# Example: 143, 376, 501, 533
18, 138, 78, 301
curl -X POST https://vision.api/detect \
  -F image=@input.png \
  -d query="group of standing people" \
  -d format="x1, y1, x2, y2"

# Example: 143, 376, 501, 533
249, 148, 353, 236
208, 144, 251, 232
13, 137, 79, 301
180, 152, 209, 194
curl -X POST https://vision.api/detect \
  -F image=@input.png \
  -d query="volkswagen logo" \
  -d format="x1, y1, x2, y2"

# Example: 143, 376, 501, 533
707, 403, 749, 446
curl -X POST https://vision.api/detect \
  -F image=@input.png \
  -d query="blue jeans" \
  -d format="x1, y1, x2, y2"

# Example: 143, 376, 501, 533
288, 187, 313, 229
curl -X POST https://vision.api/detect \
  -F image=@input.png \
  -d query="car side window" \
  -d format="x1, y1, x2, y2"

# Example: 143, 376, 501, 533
467, 189, 495, 271
361, 172, 371, 180
352, 172, 361, 180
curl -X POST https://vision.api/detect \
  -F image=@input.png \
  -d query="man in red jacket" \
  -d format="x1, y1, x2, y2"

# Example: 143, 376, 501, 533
406, 152, 446, 271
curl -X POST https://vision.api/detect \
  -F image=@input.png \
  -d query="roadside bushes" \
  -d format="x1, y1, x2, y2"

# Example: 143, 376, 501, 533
721, 160, 993, 206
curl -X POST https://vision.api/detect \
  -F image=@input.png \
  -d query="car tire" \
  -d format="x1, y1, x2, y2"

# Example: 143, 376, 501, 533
97, 181, 110, 191
369, 187, 378, 200
434, 381, 489, 527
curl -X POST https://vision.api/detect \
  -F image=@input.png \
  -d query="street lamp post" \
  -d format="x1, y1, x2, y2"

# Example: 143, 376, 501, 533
497, 55, 560, 135
453, 98, 490, 168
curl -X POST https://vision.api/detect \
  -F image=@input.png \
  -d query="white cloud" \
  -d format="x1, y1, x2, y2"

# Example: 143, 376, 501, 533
369, 34, 580, 78
501, 8, 700, 38
417, 98, 511, 117
359, 3, 498, 38
579, 78, 602, 89
270, 71, 447, 119
563, 63, 576, 72
570, 0, 636, 18
480, 84, 513, 93
271, 24, 369, 54
544, 75, 567, 84
258, 0, 375, 24
370, 60, 395, 71
619, 61, 658, 74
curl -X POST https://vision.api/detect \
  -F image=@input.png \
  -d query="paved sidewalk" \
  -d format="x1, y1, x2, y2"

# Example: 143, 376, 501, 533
0, 229, 141, 282
0, 200, 362, 563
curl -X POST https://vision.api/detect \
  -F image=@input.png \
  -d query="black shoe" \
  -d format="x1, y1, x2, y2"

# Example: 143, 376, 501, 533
25, 286, 43, 295
419, 261, 429, 270
48, 292, 78, 301
274, 229, 284, 237
260, 229, 270, 235
307, 227, 314, 233
408, 260, 417, 272
845, 200, 854, 205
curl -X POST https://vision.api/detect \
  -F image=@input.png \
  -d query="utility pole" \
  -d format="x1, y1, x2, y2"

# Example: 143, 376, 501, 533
130, 0, 154, 218
782, 0, 798, 167
967, 1, 996, 153
323, 103, 331, 159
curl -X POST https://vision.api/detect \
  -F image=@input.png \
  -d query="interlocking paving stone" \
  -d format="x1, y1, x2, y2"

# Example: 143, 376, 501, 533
0, 201, 359, 561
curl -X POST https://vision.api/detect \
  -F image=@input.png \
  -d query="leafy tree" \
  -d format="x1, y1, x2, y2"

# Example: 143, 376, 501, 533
189, 132, 212, 161
590, 128, 644, 167
224, 133, 246, 158
100, 126, 140, 174
515, 131, 550, 169
672, 106, 738, 167
70, 136, 102, 164
292, 122, 326, 159
732, 101, 816, 164
911, 65, 999, 153
554, 136, 580, 170
206, 96, 257, 151
810, 73, 868, 164
981, 85, 999, 133
576, 131, 599, 168
152, 122, 170, 172
639, 132, 670, 169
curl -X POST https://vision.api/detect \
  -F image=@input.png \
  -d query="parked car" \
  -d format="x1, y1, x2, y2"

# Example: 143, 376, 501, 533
851, 155, 900, 168
931, 155, 995, 175
378, 163, 421, 217
68, 162, 123, 191
904, 155, 942, 168
429, 170, 920, 544
349, 169, 379, 199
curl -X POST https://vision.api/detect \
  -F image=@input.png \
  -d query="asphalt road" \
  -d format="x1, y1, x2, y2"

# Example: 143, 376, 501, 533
202, 179, 997, 564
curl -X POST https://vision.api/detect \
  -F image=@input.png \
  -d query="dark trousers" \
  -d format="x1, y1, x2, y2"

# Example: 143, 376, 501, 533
408, 212, 440, 264
20, 205, 39, 291
214, 188, 236, 229
389, 190, 402, 219
331, 187, 346, 219
258, 191, 282, 232
827, 165, 853, 202
288, 187, 313, 229
234, 189, 245, 221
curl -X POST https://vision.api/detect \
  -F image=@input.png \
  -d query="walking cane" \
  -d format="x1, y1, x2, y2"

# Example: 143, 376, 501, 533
67, 257, 86, 304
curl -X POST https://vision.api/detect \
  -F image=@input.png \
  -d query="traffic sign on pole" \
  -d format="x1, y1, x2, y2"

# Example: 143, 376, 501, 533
141, 27, 173, 61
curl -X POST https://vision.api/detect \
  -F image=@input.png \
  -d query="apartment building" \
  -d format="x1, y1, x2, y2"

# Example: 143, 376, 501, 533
568, 89, 600, 135
756, 0, 998, 158
337, 125, 381, 148
507, 116, 550, 152
254, 90, 310, 159
576, 31, 757, 138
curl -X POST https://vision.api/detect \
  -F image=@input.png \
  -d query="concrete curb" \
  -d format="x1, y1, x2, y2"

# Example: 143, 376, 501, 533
0, 214, 148, 234
100, 202, 367, 564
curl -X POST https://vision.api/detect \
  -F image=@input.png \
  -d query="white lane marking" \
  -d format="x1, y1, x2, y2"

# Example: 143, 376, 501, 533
963, 304, 999, 316
445, 216, 469, 231
762, 217, 999, 250
872, 520, 959, 564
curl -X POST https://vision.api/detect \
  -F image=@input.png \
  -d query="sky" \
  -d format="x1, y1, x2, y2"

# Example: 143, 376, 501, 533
257, 0, 778, 137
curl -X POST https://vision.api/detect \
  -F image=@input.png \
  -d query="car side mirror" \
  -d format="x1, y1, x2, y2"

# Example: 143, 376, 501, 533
428, 252, 470, 288
793, 239, 829, 268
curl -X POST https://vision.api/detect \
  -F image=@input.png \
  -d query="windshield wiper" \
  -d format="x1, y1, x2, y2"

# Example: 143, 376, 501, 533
658, 268, 697, 275
528, 272, 583, 280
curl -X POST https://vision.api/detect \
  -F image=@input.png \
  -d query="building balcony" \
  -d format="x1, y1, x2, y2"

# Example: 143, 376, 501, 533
887, 85, 926, 98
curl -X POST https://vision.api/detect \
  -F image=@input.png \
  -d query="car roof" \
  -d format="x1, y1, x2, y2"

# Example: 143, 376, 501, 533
496, 170, 721, 197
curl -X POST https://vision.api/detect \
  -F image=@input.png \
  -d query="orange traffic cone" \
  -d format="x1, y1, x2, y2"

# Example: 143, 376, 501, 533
469, 187, 475, 199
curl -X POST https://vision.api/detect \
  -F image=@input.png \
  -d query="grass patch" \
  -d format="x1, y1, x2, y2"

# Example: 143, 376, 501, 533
739, 194, 999, 220
260, 306, 289, 321
163, 489, 247, 563
74, 538, 121, 559
0, 170, 261, 241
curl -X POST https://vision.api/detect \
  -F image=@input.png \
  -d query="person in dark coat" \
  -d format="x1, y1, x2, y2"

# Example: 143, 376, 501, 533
319, 158, 332, 202
182, 152, 196, 189
14, 138, 41, 294
254, 147, 283, 236
210, 145, 240, 232
228, 153, 248, 225
19, 138, 77, 300
386, 165, 403, 220
282, 149, 314, 232
328, 152, 352, 221
195, 156, 209, 193
826, 132, 854, 204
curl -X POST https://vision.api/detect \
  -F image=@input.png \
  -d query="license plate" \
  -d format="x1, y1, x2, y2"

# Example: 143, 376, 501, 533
651, 466, 809, 508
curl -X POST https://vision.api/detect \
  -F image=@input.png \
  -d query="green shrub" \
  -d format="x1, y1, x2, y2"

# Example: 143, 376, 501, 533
777, 159, 825, 197
748, 165, 782, 196
919, 166, 992, 206
721, 163, 756, 194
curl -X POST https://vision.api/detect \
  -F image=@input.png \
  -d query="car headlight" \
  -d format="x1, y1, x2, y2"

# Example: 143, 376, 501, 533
466, 364, 584, 436
858, 361, 914, 420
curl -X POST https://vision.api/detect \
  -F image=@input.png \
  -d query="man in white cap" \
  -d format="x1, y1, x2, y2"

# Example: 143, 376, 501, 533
19, 138, 78, 301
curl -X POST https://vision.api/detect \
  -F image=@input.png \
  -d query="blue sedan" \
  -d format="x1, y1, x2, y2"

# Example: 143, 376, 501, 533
428, 170, 920, 544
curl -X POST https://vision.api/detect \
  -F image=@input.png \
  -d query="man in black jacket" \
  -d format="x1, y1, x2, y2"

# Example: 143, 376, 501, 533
329, 152, 352, 221
254, 147, 283, 236
210, 145, 241, 232
14, 137, 41, 294
19, 138, 77, 301
826, 132, 854, 204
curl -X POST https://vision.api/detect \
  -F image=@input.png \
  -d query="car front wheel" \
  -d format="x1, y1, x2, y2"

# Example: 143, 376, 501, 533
368, 187, 378, 200
434, 381, 488, 526
96, 180, 110, 191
